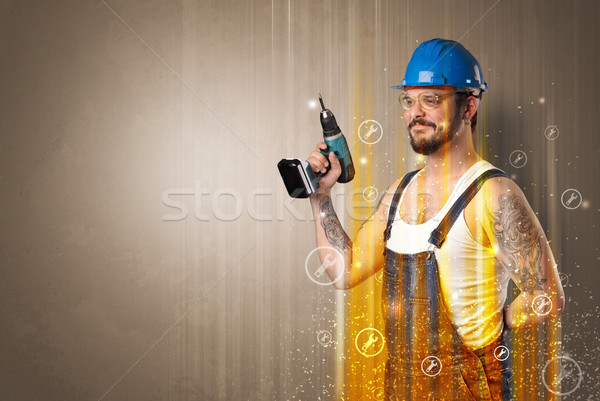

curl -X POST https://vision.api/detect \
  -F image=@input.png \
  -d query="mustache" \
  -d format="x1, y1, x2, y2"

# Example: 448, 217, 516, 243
408, 118, 437, 131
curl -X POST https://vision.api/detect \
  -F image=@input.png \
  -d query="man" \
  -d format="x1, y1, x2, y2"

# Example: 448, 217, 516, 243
307, 39, 564, 400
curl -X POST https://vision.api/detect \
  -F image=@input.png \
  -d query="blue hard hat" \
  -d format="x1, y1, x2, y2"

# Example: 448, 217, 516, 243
392, 38, 488, 92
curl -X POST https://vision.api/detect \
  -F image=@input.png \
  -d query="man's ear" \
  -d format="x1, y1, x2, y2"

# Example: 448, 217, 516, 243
464, 96, 478, 120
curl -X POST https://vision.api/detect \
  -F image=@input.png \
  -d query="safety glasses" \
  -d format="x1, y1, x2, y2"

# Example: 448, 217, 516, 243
399, 91, 459, 111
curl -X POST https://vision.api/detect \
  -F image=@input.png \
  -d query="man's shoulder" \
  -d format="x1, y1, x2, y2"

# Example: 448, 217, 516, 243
376, 178, 403, 213
477, 167, 528, 211
375, 170, 421, 216
381, 168, 422, 202
389, 168, 423, 191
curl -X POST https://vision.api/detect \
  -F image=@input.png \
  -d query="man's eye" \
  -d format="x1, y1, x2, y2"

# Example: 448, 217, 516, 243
422, 95, 439, 106
403, 97, 415, 106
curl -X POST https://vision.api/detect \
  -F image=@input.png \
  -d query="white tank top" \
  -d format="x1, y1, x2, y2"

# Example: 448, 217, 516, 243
386, 160, 510, 350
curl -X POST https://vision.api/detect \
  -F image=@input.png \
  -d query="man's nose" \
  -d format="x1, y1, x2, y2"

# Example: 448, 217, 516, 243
408, 101, 426, 120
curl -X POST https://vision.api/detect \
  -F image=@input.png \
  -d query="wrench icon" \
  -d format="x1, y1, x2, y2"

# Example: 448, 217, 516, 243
319, 331, 331, 344
361, 333, 378, 352
315, 254, 336, 278
425, 359, 439, 373
364, 124, 378, 139
565, 192, 578, 206
513, 153, 524, 165
536, 298, 550, 313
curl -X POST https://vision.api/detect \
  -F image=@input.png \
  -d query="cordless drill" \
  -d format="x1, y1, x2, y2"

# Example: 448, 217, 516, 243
277, 94, 355, 198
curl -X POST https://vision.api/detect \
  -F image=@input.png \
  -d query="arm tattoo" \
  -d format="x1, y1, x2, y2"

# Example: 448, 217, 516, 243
319, 195, 352, 253
487, 193, 546, 294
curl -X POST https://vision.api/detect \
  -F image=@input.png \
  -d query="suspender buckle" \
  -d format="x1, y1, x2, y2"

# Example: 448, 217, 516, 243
383, 226, 392, 242
426, 243, 436, 259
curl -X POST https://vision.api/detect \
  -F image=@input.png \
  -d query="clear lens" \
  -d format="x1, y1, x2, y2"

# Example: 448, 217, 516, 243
399, 91, 456, 110
420, 93, 440, 109
399, 94, 415, 110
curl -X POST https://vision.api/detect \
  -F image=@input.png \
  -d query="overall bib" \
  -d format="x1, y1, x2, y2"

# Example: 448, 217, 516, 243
382, 168, 513, 401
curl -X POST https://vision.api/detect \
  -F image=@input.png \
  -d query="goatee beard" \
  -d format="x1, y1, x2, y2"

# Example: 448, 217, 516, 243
408, 115, 463, 155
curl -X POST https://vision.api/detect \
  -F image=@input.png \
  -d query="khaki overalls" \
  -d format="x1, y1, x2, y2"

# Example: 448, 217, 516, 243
382, 168, 513, 400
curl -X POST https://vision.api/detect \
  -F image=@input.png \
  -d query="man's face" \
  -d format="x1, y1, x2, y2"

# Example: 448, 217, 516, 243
403, 86, 463, 156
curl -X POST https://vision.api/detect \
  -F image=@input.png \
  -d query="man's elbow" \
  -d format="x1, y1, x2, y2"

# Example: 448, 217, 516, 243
332, 278, 356, 291
332, 282, 349, 291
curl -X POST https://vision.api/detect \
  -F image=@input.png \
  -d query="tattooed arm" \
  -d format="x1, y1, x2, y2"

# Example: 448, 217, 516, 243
481, 177, 565, 329
309, 181, 400, 290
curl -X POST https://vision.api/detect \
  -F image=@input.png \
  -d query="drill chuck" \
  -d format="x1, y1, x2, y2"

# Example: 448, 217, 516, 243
320, 110, 342, 137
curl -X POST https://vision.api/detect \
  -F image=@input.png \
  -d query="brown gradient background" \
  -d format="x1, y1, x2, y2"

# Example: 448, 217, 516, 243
1, 0, 599, 400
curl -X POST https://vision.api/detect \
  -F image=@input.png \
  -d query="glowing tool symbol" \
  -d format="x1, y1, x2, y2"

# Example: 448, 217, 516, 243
565, 192, 578, 206
425, 359, 439, 373
513, 153, 524, 165
421, 356, 442, 376
552, 364, 574, 387
361, 333, 378, 352
536, 298, 551, 313
364, 124, 378, 140
494, 345, 510, 361
548, 127, 557, 138
314, 254, 336, 278
317, 330, 332, 345
366, 188, 375, 199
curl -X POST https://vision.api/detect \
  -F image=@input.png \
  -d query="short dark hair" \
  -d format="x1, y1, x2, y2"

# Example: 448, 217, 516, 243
455, 91, 482, 133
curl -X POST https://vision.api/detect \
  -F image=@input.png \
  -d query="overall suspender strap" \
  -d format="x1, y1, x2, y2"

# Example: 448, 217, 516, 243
383, 169, 422, 243
428, 168, 509, 248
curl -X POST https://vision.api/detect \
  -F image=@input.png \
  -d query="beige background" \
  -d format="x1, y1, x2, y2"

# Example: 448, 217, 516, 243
1, 0, 599, 400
